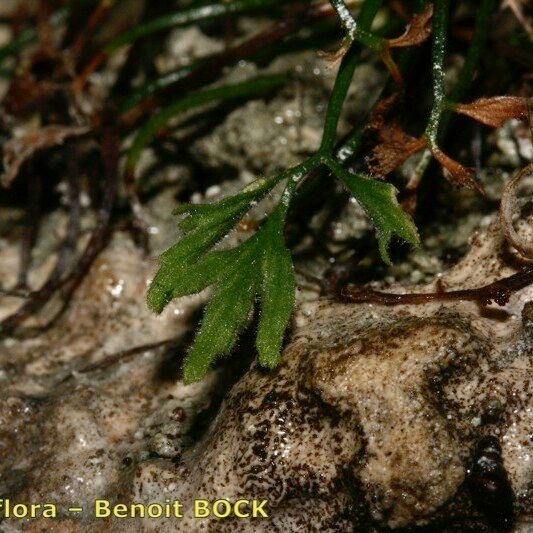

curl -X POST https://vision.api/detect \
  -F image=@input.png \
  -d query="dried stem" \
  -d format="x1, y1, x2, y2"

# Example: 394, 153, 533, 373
77, 337, 183, 375
16, 171, 42, 289
341, 267, 533, 307
0, 122, 120, 338
50, 156, 82, 283
70, 0, 117, 60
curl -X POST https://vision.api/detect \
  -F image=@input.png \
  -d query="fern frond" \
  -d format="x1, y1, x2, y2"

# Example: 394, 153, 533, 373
147, 0, 421, 382
256, 207, 295, 369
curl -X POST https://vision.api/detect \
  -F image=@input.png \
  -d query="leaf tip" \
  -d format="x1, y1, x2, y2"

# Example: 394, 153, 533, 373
182, 351, 208, 384
146, 281, 169, 314
377, 232, 393, 265
257, 341, 283, 370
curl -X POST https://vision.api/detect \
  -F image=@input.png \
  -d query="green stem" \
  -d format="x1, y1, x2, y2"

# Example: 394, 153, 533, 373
424, 0, 448, 149
330, 0, 358, 39
120, 66, 194, 112
119, 19, 337, 113
440, 0, 497, 135
125, 73, 289, 175
411, 0, 496, 186
329, 0, 383, 51
319, 0, 382, 154
104, 0, 298, 53
279, 155, 322, 207
318, 46, 361, 154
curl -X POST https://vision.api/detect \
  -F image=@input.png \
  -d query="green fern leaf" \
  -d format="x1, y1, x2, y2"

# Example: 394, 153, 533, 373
148, 176, 278, 313
183, 259, 259, 383
175, 174, 277, 231
147, 215, 238, 313
328, 160, 420, 264
256, 209, 295, 369
147, 248, 235, 313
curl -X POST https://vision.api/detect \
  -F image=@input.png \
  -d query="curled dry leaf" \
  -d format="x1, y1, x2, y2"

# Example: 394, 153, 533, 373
454, 96, 529, 128
368, 95, 426, 175
500, 163, 533, 260
370, 122, 426, 175
432, 148, 484, 195
388, 4, 434, 48
2, 125, 90, 187
317, 30, 352, 62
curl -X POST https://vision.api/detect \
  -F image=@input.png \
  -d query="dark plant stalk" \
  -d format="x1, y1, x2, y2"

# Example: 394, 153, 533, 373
341, 266, 533, 307
76, 337, 183, 375
16, 171, 42, 289
0, 123, 120, 338
70, 0, 118, 59
50, 158, 82, 284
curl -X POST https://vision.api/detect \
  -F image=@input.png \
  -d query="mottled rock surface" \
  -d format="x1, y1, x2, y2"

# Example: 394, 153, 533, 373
1, 208, 531, 532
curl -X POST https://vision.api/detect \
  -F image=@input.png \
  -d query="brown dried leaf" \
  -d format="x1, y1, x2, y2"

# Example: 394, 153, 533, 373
368, 94, 399, 132
379, 3, 433, 84
454, 96, 529, 128
368, 98, 426, 175
370, 123, 426, 175
2, 125, 90, 187
432, 148, 484, 194
388, 4, 434, 48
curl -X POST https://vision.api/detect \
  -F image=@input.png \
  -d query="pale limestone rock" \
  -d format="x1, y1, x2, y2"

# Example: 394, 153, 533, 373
0, 210, 531, 531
